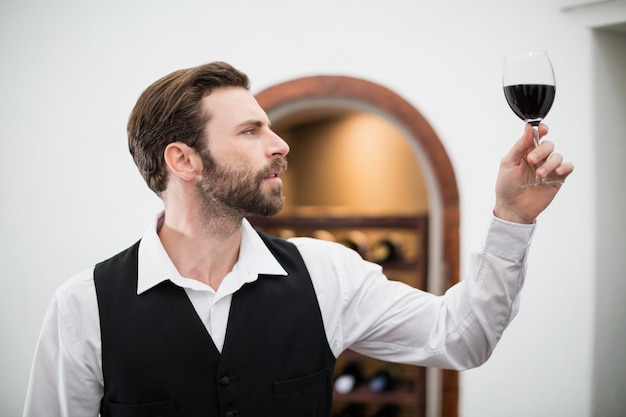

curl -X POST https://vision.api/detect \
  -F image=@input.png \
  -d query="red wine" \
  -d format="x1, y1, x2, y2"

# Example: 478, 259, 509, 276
503, 83, 555, 125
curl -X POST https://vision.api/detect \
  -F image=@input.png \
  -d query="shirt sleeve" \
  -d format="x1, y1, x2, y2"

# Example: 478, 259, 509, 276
23, 268, 103, 417
293, 215, 535, 370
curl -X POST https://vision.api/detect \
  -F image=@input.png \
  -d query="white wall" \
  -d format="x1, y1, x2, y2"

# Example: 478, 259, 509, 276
1, 0, 620, 416
591, 28, 626, 417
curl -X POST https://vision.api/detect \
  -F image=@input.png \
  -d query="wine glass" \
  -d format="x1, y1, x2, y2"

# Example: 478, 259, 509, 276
502, 50, 563, 188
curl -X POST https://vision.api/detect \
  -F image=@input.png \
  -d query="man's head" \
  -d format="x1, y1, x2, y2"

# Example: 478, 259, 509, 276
128, 61, 250, 196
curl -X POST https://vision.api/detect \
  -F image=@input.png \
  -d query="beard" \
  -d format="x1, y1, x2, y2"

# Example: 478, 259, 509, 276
196, 149, 288, 219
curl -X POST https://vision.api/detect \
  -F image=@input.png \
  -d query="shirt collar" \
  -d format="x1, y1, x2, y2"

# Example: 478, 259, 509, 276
136, 211, 287, 295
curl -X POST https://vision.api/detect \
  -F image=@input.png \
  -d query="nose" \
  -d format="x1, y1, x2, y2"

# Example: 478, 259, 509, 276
269, 129, 290, 157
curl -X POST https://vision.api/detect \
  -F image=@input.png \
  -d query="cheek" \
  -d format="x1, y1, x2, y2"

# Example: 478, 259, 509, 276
230, 148, 264, 171
208, 138, 266, 172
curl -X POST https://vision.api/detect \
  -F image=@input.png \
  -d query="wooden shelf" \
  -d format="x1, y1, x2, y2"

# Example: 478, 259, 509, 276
249, 214, 427, 230
334, 385, 419, 405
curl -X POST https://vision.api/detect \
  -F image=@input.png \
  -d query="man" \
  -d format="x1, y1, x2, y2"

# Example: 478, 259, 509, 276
23, 61, 573, 417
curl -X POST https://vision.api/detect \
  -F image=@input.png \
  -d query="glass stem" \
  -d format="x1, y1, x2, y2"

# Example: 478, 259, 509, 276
532, 124, 540, 148
532, 124, 542, 183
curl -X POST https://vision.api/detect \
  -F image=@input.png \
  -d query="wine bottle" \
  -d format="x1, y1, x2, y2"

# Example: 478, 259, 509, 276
334, 361, 363, 394
337, 231, 369, 257
312, 229, 336, 242
372, 404, 399, 417
367, 367, 395, 393
368, 234, 403, 263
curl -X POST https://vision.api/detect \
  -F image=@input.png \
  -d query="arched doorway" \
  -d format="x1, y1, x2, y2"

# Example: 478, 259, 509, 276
254, 76, 460, 417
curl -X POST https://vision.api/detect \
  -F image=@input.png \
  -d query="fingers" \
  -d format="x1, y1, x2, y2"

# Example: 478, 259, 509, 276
554, 160, 575, 179
527, 139, 554, 166
506, 123, 550, 164
529, 143, 575, 181
535, 148, 561, 179
499, 123, 573, 189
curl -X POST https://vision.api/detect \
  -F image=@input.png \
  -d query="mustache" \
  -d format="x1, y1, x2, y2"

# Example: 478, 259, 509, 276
261, 157, 288, 177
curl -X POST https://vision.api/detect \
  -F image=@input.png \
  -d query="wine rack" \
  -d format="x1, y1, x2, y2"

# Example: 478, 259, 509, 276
249, 213, 428, 417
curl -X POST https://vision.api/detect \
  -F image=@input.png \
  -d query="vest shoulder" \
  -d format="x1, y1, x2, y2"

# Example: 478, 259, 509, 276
94, 240, 141, 274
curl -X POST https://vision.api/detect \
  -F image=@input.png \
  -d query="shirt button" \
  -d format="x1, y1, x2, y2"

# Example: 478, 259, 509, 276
219, 376, 230, 387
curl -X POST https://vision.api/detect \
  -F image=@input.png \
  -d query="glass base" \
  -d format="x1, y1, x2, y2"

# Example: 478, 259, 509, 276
520, 178, 564, 189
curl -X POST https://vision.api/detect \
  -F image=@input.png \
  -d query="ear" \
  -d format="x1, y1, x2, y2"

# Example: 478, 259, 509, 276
163, 142, 202, 183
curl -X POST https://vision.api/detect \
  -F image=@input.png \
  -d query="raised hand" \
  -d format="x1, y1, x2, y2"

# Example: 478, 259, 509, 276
493, 123, 574, 224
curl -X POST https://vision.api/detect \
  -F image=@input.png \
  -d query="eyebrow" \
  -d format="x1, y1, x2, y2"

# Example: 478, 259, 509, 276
235, 119, 272, 130
236, 119, 265, 128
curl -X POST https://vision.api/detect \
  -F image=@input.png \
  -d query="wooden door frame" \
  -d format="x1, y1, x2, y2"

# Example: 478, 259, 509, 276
255, 76, 460, 417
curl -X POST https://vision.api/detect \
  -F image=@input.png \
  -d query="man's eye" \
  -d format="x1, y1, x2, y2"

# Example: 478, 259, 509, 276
243, 128, 256, 135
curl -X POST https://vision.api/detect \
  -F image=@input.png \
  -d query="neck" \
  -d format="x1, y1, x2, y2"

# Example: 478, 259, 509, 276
158, 203, 244, 291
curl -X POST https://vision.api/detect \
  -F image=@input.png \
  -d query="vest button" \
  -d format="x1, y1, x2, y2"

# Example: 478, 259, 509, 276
219, 376, 230, 386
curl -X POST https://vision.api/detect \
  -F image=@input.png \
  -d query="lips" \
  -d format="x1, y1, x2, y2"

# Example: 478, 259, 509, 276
264, 159, 288, 180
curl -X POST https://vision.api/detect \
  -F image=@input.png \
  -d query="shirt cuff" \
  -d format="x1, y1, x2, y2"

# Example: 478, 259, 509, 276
483, 215, 536, 262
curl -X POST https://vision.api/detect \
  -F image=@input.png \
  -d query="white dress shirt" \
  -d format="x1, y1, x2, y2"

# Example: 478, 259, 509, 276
23, 212, 534, 417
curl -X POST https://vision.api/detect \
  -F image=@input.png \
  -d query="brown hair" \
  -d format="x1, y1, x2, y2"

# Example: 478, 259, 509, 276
127, 61, 250, 195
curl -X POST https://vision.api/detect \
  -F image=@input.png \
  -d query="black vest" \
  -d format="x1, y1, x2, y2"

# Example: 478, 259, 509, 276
94, 232, 336, 417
